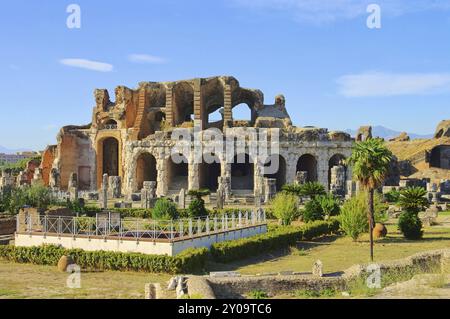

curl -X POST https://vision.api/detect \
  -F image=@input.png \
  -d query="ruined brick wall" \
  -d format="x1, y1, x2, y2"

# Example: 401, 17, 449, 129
40, 145, 57, 186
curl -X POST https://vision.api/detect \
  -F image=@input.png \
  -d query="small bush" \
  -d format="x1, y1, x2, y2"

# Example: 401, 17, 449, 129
301, 199, 324, 222
339, 194, 367, 241
317, 194, 340, 218
384, 189, 400, 203
398, 212, 423, 240
271, 192, 298, 226
152, 198, 178, 220
188, 198, 208, 218
248, 290, 268, 299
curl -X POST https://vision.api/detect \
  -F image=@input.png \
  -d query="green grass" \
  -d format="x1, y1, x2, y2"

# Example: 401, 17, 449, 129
0, 260, 173, 299
207, 223, 450, 275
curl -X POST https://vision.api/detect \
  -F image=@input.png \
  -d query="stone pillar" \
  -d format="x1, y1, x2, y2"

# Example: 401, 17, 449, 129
141, 181, 157, 209
165, 85, 174, 126
156, 157, 167, 197
193, 79, 203, 130
68, 172, 78, 202
108, 176, 122, 199
317, 153, 328, 190
188, 162, 199, 191
263, 178, 277, 203
254, 158, 264, 197
100, 174, 108, 209
223, 84, 232, 128
216, 183, 225, 210
178, 188, 186, 209
330, 165, 346, 196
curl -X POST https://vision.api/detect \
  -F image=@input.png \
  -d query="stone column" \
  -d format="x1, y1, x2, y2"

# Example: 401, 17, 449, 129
156, 157, 167, 197
68, 172, 78, 202
100, 174, 108, 209
108, 176, 122, 199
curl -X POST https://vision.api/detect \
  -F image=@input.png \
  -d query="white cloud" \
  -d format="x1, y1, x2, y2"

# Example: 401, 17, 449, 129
128, 54, 167, 64
337, 71, 450, 97
231, 0, 450, 24
59, 58, 113, 72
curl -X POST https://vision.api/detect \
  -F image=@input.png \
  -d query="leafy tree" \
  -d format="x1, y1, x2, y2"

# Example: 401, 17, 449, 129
346, 138, 393, 261
187, 189, 211, 200
271, 192, 299, 226
152, 198, 178, 220
397, 187, 429, 214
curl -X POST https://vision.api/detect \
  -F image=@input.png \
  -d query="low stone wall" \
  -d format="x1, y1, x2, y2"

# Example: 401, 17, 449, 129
0, 217, 16, 236
188, 249, 450, 299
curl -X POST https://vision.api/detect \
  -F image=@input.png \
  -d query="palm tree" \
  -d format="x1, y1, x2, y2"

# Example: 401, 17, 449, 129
346, 138, 393, 261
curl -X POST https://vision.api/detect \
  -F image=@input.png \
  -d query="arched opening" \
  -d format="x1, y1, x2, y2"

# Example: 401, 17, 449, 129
207, 107, 224, 130
264, 154, 286, 191
173, 83, 194, 127
328, 154, 347, 190
232, 103, 253, 125
199, 154, 221, 191
102, 137, 119, 176
168, 154, 189, 191
430, 145, 450, 169
231, 153, 254, 191
136, 153, 157, 191
296, 154, 317, 182
102, 119, 118, 130
147, 111, 166, 135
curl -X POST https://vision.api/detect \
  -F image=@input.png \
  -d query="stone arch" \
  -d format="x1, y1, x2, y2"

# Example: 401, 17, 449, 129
328, 153, 347, 189
167, 153, 189, 191
202, 77, 225, 130
96, 133, 123, 189
263, 154, 287, 191
296, 154, 318, 182
231, 153, 254, 191
172, 82, 194, 127
199, 153, 221, 191
135, 152, 157, 191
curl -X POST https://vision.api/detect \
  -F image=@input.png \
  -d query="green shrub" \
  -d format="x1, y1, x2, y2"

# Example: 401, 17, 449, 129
248, 289, 268, 299
210, 219, 340, 263
398, 212, 423, 240
271, 192, 298, 226
299, 182, 326, 198
384, 189, 400, 203
317, 194, 340, 218
398, 187, 429, 214
152, 198, 178, 220
281, 184, 303, 196
0, 244, 208, 274
301, 199, 324, 222
188, 198, 208, 218
339, 194, 368, 241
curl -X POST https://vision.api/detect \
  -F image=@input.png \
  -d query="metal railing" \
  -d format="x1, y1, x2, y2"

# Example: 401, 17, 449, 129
18, 210, 266, 242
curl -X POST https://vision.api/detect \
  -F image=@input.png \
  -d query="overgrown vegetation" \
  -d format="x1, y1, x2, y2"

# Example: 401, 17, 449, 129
0, 183, 54, 214
152, 198, 179, 220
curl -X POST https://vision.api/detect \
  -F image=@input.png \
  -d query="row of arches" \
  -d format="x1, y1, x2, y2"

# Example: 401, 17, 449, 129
133, 152, 348, 193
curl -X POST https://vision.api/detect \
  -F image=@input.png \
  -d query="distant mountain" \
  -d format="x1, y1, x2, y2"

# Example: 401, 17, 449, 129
345, 126, 433, 140
0, 145, 32, 154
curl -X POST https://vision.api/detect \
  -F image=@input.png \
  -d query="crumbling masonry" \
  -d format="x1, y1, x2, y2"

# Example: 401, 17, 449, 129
37, 76, 353, 199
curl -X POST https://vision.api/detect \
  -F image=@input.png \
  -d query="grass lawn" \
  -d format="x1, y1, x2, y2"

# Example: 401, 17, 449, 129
207, 221, 450, 276
0, 261, 172, 299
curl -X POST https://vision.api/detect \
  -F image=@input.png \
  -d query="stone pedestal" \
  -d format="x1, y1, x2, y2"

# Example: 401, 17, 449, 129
100, 174, 108, 209
330, 165, 346, 196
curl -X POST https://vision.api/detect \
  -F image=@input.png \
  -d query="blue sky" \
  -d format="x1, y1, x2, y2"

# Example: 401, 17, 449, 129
1, 0, 450, 150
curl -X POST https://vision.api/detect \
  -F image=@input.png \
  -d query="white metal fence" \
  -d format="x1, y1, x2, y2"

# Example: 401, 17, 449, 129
18, 210, 266, 242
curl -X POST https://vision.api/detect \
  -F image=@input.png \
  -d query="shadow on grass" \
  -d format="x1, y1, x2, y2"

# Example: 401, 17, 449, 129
205, 235, 340, 273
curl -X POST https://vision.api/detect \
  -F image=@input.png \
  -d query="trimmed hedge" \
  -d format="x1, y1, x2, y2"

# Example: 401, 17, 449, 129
210, 219, 340, 263
0, 245, 208, 274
